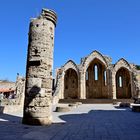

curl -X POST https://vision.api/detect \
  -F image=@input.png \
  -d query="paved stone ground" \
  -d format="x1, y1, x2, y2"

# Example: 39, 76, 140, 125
0, 104, 140, 140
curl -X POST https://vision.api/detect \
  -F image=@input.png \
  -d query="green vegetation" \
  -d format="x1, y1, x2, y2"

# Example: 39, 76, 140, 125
136, 65, 140, 70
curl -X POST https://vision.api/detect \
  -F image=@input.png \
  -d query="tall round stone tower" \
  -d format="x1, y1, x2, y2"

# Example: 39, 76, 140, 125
22, 8, 57, 125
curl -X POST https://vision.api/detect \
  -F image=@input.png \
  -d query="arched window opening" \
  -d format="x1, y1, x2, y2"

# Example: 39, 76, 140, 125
86, 58, 108, 99
86, 71, 88, 81
116, 68, 131, 99
104, 71, 107, 86
119, 76, 123, 87
64, 68, 78, 99
94, 65, 98, 81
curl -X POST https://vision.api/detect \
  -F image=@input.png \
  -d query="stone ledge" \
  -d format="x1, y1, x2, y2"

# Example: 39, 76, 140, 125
55, 106, 70, 112
131, 103, 140, 112
0, 105, 23, 114
119, 102, 130, 107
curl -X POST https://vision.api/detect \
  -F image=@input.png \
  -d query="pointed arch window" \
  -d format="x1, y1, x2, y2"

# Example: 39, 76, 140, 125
86, 70, 88, 81
104, 70, 107, 86
94, 65, 98, 81
119, 76, 123, 87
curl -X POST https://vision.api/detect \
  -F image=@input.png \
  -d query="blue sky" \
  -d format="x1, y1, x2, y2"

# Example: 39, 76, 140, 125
0, 0, 140, 81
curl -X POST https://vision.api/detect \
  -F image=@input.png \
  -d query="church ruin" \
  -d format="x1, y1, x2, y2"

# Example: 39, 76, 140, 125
54, 51, 140, 101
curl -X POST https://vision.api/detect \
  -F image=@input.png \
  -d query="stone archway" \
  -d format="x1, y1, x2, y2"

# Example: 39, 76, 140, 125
64, 68, 78, 99
116, 67, 131, 99
86, 58, 108, 99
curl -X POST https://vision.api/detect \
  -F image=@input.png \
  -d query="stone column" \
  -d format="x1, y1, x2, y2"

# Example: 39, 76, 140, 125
107, 69, 112, 99
130, 72, 134, 97
79, 70, 86, 99
22, 8, 57, 125
112, 71, 116, 99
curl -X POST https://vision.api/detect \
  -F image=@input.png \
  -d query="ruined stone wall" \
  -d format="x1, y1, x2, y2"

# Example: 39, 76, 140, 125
0, 81, 15, 90
136, 71, 140, 87
15, 76, 25, 105
54, 51, 139, 100
52, 69, 63, 105
133, 70, 140, 98
0, 76, 25, 106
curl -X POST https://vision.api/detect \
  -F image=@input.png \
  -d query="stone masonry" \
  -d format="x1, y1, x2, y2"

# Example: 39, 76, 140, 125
54, 51, 140, 101
0, 75, 25, 106
22, 8, 57, 125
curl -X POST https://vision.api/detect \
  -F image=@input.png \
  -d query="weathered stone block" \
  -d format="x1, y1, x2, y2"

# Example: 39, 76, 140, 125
24, 106, 51, 118
26, 78, 42, 88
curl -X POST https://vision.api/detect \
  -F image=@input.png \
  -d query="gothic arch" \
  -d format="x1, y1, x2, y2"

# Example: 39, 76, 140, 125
82, 50, 108, 72
85, 57, 108, 98
114, 58, 131, 72
63, 60, 79, 75
62, 60, 79, 99
114, 58, 132, 99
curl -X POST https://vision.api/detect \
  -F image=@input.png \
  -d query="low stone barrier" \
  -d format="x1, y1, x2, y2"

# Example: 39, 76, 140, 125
0, 105, 23, 114
119, 102, 130, 107
55, 106, 70, 112
131, 103, 140, 112
68, 102, 82, 108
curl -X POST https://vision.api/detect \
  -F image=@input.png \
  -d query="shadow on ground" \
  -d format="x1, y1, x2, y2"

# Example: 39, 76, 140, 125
0, 106, 140, 140
0, 106, 22, 123
0, 113, 22, 123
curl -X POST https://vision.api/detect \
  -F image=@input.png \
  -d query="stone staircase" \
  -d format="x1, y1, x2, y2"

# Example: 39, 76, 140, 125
59, 99, 134, 104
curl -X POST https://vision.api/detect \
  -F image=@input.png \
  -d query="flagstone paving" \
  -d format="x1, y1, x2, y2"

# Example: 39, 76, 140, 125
0, 104, 140, 140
